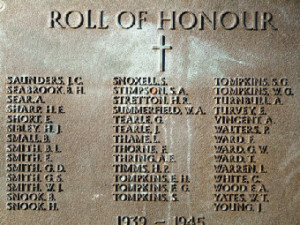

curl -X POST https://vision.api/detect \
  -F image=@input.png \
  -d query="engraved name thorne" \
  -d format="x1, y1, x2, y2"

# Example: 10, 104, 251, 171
49, 10, 278, 30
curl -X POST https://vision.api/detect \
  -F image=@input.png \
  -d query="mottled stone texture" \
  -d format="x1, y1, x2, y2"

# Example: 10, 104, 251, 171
0, 0, 299, 225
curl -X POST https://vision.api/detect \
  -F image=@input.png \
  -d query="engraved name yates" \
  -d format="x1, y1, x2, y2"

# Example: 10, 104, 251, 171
49, 10, 278, 31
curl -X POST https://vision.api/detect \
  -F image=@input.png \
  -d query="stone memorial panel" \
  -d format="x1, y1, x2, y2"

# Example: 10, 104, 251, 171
0, 0, 299, 224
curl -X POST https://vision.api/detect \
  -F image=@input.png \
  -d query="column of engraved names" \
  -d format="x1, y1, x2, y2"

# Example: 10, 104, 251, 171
112, 76, 197, 202
5, 75, 85, 211
213, 77, 294, 212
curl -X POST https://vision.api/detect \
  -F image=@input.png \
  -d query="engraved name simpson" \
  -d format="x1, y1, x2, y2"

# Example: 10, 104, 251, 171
49, 10, 278, 30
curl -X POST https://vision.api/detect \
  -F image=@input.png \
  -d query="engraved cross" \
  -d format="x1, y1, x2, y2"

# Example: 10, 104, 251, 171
153, 35, 172, 72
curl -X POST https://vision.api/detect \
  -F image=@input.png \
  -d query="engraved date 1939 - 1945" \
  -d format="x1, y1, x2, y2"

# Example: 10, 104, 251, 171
117, 216, 206, 225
